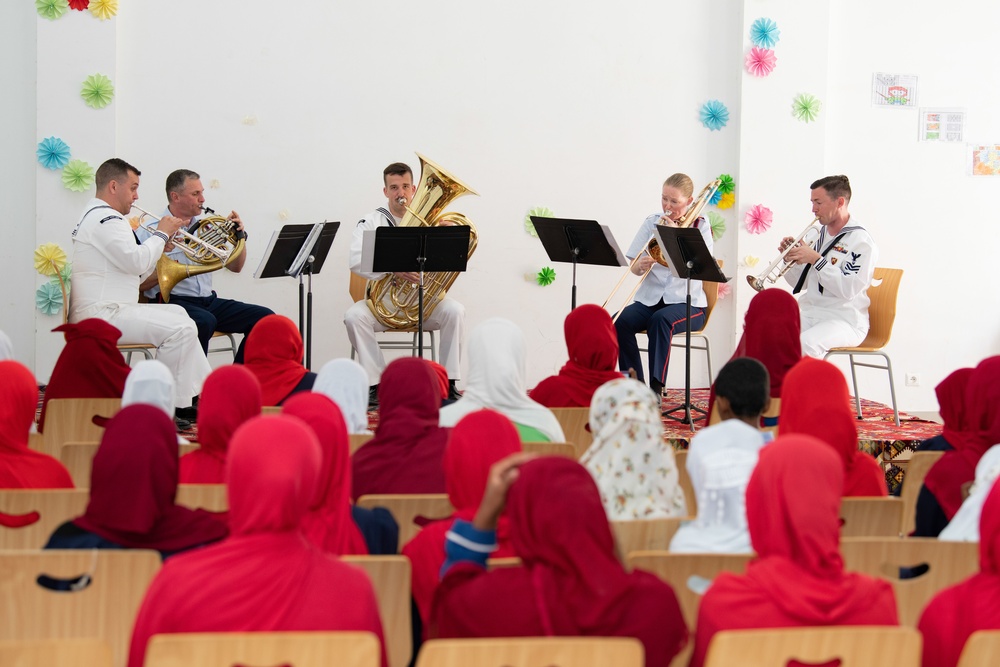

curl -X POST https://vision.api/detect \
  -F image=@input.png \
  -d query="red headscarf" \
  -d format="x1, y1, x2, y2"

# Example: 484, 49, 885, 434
733, 289, 801, 397
179, 365, 262, 484
430, 457, 687, 667
351, 357, 450, 501
282, 393, 368, 555
402, 409, 523, 627
0, 361, 73, 488
779, 357, 887, 496
925, 357, 1000, 519
936, 368, 975, 451
529, 304, 624, 408
689, 434, 898, 667
244, 314, 308, 406
127, 415, 387, 667
426, 360, 450, 399
39, 319, 131, 432
72, 405, 227, 551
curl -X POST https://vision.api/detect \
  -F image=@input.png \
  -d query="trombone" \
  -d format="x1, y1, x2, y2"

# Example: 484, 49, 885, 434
131, 205, 233, 262
746, 217, 820, 291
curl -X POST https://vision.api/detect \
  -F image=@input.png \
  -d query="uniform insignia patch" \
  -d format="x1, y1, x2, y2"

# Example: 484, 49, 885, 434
842, 251, 862, 274
830, 258, 837, 265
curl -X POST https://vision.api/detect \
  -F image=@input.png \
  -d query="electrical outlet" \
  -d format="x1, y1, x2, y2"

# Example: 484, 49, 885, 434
905, 373, 920, 387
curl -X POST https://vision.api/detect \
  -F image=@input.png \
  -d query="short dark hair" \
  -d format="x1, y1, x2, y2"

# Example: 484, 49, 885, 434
715, 357, 770, 418
810, 174, 851, 203
166, 169, 200, 197
95, 158, 140, 190
383, 162, 412, 185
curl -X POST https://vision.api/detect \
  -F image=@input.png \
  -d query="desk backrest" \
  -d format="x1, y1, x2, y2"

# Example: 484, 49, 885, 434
611, 517, 687, 560
144, 632, 380, 667
342, 556, 411, 667
703, 626, 921, 667
840, 497, 904, 537
356, 494, 454, 549
42, 398, 121, 458
0, 489, 89, 549
0, 638, 112, 667
415, 637, 644, 667
175, 484, 228, 513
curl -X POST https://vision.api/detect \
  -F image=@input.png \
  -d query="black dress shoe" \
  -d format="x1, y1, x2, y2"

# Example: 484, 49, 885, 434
447, 381, 462, 401
368, 385, 379, 409
174, 416, 192, 431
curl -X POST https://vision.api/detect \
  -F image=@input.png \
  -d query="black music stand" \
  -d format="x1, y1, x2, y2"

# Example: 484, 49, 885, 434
367, 225, 472, 357
653, 225, 728, 431
532, 217, 626, 310
254, 221, 339, 370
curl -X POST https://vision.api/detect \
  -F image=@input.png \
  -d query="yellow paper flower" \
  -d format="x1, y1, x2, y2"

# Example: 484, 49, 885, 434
743, 255, 760, 268
34, 243, 68, 276
89, 0, 117, 20
717, 192, 735, 210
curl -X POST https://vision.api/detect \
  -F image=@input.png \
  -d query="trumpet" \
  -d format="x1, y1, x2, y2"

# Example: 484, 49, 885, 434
132, 205, 233, 263
746, 218, 821, 292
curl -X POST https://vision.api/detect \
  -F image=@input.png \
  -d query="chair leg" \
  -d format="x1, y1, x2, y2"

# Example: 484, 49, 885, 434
430, 331, 437, 362
848, 353, 863, 419
703, 336, 712, 384
883, 352, 900, 427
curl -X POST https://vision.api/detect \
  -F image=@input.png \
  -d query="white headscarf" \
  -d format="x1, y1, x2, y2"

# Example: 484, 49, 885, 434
122, 360, 175, 418
0, 330, 14, 361
580, 378, 686, 520
940, 444, 1000, 542
669, 419, 768, 553
313, 358, 371, 435
439, 318, 564, 442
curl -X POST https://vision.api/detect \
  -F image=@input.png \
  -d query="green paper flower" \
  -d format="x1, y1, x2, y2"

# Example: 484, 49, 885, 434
36, 0, 69, 20
717, 174, 735, 195
35, 282, 64, 316
792, 93, 822, 123
708, 211, 726, 240
62, 159, 94, 192
524, 206, 554, 237
81, 73, 115, 109
536, 267, 556, 286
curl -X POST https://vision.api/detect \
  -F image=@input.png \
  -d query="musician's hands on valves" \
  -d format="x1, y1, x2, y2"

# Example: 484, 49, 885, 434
779, 235, 821, 265
631, 254, 656, 276
158, 215, 186, 251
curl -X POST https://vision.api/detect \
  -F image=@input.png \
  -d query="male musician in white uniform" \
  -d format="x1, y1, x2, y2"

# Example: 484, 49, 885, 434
345, 162, 465, 407
782, 175, 878, 358
69, 158, 210, 414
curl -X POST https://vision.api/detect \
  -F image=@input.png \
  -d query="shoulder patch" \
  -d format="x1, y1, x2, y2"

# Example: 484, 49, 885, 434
98, 215, 121, 224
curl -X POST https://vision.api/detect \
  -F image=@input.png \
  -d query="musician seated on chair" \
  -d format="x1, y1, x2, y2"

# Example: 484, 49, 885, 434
345, 162, 465, 408
136, 169, 273, 370
779, 175, 878, 359
614, 172, 714, 396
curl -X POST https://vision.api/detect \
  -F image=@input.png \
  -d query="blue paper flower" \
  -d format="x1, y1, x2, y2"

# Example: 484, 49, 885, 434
700, 100, 729, 131
708, 188, 723, 206
749, 17, 780, 49
35, 281, 64, 316
36, 137, 71, 171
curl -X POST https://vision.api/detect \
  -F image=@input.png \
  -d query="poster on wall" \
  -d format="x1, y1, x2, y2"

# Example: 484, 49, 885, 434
969, 144, 1000, 176
918, 108, 966, 142
871, 72, 918, 108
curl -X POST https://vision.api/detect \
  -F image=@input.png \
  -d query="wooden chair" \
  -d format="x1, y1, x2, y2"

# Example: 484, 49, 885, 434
355, 494, 454, 549
824, 267, 904, 426
522, 441, 576, 458
0, 638, 112, 667
0, 489, 89, 549
175, 484, 228, 512
41, 398, 121, 458
840, 536, 979, 626
415, 637, 644, 667
548, 407, 592, 458
341, 556, 411, 667
27, 432, 45, 452
899, 450, 945, 536
145, 631, 381, 667
703, 626, 922, 667
59, 441, 100, 488
673, 449, 697, 516
350, 433, 375, 455
957, 629, 1000, 667
839, 497, 904, 537
349, 271, 437, 362
0, 549, 161, 667
261, 405, 282, 414
611, 517, 686, 559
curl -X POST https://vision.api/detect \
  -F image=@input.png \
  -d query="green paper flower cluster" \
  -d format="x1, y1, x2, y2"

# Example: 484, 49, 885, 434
524, 206, 554, 238
81, 73, 115, 109
536, 267, 556, 286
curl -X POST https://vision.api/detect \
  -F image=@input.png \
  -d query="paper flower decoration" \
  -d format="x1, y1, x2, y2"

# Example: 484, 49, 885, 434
524, 206, 554, 238
745, 47, 777, 77
699, 100, 729, 131
69, 0, 90, 9
36, 0, 69, 20
536, 267, 556, 286
708, 211, 726, 240
743, 255, 760, 268
61, 159, 94, 192
88, 0, 117, 20
717, 192, 735, 210
749, 17, 780, 48
716, 174, 735, 195
35, 282, 64, 317
708, 188, 722, 206
36, 136, 71, 170
792, 93, 822, 123
81, 73, 114, 109
717, 282, 732, 301
34, 243, 68, 276
744, 204, 774, 234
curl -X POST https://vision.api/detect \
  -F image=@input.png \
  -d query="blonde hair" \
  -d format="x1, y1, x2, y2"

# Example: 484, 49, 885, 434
663, 173, 694, 198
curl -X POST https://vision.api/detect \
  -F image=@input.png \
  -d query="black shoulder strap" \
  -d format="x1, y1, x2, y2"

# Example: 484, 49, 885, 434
792, 231, 848, 295
376, 207, 396, 226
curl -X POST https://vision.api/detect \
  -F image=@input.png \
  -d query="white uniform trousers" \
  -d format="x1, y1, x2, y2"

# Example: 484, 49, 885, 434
800, 311, 867, 359
344, 296, 464, 385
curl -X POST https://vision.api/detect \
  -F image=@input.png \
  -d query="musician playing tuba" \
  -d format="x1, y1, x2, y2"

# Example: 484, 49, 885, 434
136, 169, 273, 378
346, 161, 467, 409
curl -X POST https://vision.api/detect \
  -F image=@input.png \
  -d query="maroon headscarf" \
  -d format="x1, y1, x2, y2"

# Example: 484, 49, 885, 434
935, 368, 975, 451
244, 315, 308, 406
529, 304, 624, 408
426, 360, 450, 399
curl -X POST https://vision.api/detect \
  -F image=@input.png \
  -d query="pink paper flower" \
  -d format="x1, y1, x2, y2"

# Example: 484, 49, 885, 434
717, 282, 732, 300
745, 47, 777, 77
744, 204, 773, 234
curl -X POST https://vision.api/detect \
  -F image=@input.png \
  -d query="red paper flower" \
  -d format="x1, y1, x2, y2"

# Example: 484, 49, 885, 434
744, 204, 773, 235
69, 0, 89, 9
745, 47, 777, 77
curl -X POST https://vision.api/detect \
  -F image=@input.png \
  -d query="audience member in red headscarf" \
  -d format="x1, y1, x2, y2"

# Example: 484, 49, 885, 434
179, 365, 262, 483
922, 357, 1000, 535
38, 319, 131, 433
282, 393, 369, 555
351, 357, 450, 501
529, 304, 624, 408
0, 360, 73, 488
403, 409, 524, 631
430, 455, 687, 667
127, 415, 387, 667
779, 357, 887, 496
243, 314, 316, 406
45, 404, 227, 557
690, 434, 898, 667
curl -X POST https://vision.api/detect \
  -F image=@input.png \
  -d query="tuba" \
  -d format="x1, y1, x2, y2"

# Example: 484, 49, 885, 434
365, 154, 478, 329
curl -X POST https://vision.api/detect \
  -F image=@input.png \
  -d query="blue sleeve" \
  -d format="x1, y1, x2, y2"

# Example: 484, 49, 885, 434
440, 519, 497, 577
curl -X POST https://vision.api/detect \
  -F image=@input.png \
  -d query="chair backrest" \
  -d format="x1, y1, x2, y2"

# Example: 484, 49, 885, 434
521, 441, 577, 458
350, 433, 375, 455
415, 637, 644, 667
0, 549, 161, 667
703, 626, 922, 667
899, 451, 945, 536
957, 629, 1000, 667
856, 267, 903, 349
0, 638, 112, 667
698, 263, 722, 334
0, 489, 89, 549
42, 398, 121, 458
548, 407, 592, 458
145, 631, 381, 667
59, 441, 101, 488
612, 517, 686, 559
27, 432, 45, 452
840, 536, 979, 626
341, 556, 411, 667
175, 484, 228, 512
350, 271, 368, 303
261, 406, 282, 415
673, 450, 697, 516
840, 497, 904, 537
355, 494, 454, 548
